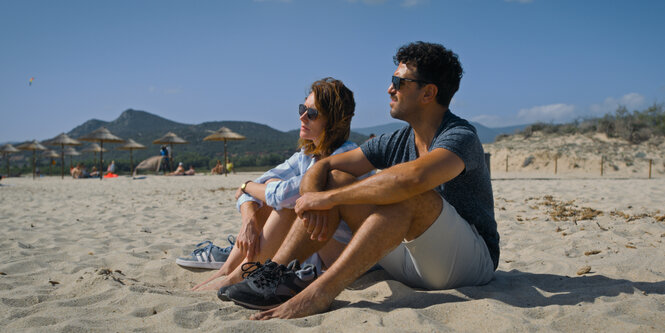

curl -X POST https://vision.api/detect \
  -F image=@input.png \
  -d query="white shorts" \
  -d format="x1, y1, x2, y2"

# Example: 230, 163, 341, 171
378, 195, 494, 290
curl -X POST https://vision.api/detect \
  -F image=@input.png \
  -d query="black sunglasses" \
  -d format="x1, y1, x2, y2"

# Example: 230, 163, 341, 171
391, 75, 429, 91
299, 104, 319, 120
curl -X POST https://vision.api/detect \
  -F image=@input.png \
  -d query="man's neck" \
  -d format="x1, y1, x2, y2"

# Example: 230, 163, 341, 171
410, 105, 448, 154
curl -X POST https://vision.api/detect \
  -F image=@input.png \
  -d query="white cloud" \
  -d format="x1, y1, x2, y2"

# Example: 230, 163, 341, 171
589, 92, 646, 115
517, 103, 576, 123
471, 114, 504, 126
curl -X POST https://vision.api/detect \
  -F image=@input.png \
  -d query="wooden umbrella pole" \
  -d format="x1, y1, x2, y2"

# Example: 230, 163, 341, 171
224, 140, 228, 176
32, 150, 36, 179
130, 149, 134, 176
100, 141, 104, 180
170, 143, 174, 172
4, 153, 9, 177
61, 144, 65, 179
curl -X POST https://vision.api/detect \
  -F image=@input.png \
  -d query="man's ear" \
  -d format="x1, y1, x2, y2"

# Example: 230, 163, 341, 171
420, 84, 438, 104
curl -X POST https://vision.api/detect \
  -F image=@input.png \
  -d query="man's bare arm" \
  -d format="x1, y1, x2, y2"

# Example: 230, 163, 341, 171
300, 147, 375, 194
296, 147, 465, 214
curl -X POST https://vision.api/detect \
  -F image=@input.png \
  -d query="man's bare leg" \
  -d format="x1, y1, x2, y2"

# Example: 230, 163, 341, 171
267, 169, 356, 267
251, 190, 442, 319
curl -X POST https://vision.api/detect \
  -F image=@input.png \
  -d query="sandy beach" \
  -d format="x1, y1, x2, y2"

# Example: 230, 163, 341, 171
1, 173, 664, 332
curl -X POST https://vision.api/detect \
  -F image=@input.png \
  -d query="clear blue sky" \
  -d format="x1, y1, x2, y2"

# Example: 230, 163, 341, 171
2, 0, 664, 143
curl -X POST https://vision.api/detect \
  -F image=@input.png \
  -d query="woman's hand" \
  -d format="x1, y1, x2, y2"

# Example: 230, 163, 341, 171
234, 185, 244, 200
236, 202, 262, 260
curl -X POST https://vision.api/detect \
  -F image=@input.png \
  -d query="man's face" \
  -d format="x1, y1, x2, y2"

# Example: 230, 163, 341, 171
388, 62, 421, 121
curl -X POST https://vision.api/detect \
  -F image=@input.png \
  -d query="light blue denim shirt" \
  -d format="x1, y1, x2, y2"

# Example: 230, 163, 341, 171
236, 140, 359, 211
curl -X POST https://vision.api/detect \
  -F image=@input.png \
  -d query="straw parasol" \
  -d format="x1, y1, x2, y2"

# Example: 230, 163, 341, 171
42, 150, 60, 176
203, 127, 246, 176
17, 140, 48, 179
81, 143, 107, 166
63, 147, 81, 171
117, 139, 146, 176
78, 127, 124, 181
152, 132, 188, 172
1, 144, 21, 177
44, 133, 82, 179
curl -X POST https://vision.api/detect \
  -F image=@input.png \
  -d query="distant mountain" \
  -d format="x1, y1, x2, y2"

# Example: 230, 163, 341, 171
353, 121, 529, 144
5, 109, 370, 166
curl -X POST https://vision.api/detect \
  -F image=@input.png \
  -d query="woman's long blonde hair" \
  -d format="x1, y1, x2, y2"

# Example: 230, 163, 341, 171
298, 77, 355, 158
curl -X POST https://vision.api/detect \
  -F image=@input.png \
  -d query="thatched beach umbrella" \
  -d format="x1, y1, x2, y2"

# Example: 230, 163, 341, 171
117, 139, 146, 175
81, 143, 107, 166
42, 150, 60, 176
17, 140, 47, 179
78, 127, 124, 181
44, 133, 82, 179
1, 144, 20, 177
63, 147, 81, 171
203, 127, 246, 176
152, 132, 188, 172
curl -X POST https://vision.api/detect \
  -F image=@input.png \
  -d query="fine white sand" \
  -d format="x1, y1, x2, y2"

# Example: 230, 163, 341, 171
1, 173, 664, 332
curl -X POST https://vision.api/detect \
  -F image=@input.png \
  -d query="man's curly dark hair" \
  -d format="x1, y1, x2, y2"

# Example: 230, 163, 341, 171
394, 41, 463, 107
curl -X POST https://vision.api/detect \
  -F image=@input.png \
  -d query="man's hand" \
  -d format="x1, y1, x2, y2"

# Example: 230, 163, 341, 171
295, 192, 337, 242
294, 192, 335, 215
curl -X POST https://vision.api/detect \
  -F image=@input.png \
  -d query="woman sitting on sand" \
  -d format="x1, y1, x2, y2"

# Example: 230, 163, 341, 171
168, 162, 186, 176
186, 77, 363, 291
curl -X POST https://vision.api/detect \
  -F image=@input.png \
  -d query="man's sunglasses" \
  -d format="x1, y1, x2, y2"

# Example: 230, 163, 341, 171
299, 104, 319, 120
391, 75, 429, 91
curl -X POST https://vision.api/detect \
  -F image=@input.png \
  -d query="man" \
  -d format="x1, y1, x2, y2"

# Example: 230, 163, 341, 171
224, 41, 499, 320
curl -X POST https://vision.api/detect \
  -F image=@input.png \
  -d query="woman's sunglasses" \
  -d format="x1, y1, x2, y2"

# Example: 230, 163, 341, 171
299, 104, 319, 120
391, 75, 429, 91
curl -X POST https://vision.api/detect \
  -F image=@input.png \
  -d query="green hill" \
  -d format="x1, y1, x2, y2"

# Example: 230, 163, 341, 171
5, 109, 369, 174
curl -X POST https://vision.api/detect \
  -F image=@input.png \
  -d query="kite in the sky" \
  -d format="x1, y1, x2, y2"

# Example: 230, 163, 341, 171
29, 77, 35, 86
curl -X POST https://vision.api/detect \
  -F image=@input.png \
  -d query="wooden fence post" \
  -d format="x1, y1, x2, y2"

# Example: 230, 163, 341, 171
649, 159, 652, 179
505, 155, 508, 173
554, 156, 558, 175
600, 156, 604, 176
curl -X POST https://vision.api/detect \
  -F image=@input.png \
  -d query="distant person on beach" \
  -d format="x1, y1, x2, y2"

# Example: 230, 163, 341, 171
185, 165, 196, 176
221, 41, 499, 319
226, 161, 234, 174
186, 78, 365, 293
168, 162, 185, 176
89, 166, 100, 178
105, 160, 117, 175
211, 160, 223, 175
160, 145, 171, 172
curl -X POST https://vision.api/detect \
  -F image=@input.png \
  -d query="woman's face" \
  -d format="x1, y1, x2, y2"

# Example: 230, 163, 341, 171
299, 93, 326, 146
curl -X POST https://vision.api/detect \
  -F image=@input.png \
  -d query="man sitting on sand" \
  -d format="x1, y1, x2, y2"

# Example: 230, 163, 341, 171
211, 160, 223, 175
220, 41, 500, 320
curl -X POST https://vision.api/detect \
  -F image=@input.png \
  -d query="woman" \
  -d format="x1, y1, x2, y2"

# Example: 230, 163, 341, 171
190, 77, 360, 291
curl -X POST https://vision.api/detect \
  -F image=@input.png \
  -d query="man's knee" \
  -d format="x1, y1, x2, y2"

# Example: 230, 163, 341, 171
326, 170, 357, 189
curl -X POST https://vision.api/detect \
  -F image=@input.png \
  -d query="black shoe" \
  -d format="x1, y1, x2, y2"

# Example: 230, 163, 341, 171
226, 259, 317, 310
217, 285, 231, 301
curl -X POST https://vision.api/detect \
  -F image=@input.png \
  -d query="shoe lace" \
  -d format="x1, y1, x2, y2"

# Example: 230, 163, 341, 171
191, 241, 216, 260
240, 261, 263, 279
240, 260, 287, 289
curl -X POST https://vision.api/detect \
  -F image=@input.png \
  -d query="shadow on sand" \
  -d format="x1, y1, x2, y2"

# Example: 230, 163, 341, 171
334, 269, 665, 311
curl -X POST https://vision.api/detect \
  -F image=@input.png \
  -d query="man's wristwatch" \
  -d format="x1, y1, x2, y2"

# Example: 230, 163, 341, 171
241, 180, 252, 194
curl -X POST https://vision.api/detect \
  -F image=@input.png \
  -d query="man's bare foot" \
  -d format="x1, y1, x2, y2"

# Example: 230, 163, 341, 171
249, 286, 334, 320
